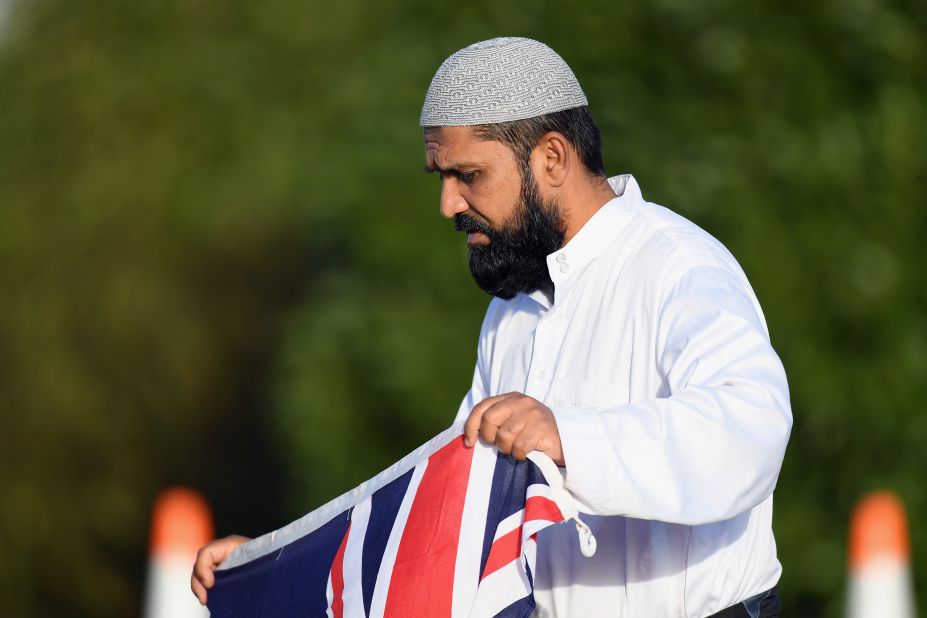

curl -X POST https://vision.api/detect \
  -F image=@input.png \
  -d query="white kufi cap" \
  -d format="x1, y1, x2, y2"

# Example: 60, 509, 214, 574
420, 37, 588, 127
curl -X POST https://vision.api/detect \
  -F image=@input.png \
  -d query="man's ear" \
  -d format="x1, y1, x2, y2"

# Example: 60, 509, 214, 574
531, 131, 571, 189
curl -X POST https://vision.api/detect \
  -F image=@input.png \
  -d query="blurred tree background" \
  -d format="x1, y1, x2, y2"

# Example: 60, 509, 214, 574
0, 0, 924, 616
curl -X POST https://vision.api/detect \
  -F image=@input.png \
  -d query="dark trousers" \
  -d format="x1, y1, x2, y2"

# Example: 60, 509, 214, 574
707, 586, 781, 618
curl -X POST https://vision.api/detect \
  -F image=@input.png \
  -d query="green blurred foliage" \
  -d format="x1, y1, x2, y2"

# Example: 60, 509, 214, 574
0, 0, 924, 616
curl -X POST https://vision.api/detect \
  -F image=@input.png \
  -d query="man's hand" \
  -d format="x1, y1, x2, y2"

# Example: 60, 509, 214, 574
464, 392, 564, 465
191, 534, 249, 605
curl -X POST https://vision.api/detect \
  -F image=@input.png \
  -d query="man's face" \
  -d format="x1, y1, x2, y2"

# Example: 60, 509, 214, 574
423, 126, 565, 299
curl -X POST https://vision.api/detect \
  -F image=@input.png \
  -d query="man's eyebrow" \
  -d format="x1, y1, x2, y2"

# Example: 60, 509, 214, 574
422, 162, 480, 174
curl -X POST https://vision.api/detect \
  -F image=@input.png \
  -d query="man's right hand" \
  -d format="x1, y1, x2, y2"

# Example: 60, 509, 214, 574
191, 534, 249, 605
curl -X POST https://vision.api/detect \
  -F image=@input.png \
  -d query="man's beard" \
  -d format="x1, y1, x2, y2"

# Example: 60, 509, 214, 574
454, 170, 566, 300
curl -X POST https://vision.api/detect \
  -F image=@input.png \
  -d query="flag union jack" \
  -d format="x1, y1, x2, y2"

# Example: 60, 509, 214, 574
208, 422, 583, 617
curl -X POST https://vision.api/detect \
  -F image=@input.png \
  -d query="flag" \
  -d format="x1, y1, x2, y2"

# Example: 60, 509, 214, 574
207, 421, 587, 617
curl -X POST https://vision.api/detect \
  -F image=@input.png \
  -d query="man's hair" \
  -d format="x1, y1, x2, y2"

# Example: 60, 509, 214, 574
472, 106, 606, 177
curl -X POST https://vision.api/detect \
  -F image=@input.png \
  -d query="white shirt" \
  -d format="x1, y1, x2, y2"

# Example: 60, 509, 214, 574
454, 175, 792, 617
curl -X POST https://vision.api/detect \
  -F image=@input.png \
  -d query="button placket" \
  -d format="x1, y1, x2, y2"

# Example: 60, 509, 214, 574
527, 316, 554, 395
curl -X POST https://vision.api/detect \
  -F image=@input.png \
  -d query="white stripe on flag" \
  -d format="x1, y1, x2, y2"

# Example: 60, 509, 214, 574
367, 459, 428, 617
493, 510, 523, 542
525, 483, 554, 501
341, 497, 371, 618
325, 567, 335, 618
524, 483, 560, 543
523, 534, 537, 569
451, 442, 497, 618
467, 550, 534, 616
492, 483, 557, 543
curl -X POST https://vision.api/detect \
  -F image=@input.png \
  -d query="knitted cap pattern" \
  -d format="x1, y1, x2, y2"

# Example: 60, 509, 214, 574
420, 37, 588, 127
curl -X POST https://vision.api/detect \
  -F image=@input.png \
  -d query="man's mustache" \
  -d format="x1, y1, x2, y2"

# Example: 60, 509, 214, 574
454, 213, 495, 237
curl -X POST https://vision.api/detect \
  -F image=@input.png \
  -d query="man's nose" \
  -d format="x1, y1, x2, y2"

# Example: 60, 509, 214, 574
439, 178, 468, 219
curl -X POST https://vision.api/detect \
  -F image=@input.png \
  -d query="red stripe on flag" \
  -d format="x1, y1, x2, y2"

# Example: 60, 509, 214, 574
481, 526, 522, 580
384, 437, 475, 617
480, 495, 563, 581
329, 522, 351, 618
524, 495, 563, 523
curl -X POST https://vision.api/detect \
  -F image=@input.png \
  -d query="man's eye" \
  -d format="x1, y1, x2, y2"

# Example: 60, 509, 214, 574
459, 171, 477, 183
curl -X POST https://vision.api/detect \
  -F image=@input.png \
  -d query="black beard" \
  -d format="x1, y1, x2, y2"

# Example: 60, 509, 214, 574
454, 171, 565, 300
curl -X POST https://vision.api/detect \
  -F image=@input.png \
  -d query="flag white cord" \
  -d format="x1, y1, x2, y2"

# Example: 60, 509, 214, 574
526, 451, 598, 558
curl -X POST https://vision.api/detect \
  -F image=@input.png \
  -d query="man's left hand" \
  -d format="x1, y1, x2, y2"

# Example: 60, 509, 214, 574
463, 392, 564, 465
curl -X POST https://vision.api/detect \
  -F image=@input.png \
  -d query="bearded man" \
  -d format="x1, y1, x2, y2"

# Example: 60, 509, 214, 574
194, 37, 791, 618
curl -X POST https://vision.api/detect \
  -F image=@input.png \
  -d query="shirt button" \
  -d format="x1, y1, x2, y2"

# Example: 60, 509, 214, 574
559, 263, 569, 273
555, 253, 567, 263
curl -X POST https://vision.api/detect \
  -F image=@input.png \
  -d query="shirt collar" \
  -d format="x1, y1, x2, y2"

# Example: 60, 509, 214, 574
526, 174, 642, 309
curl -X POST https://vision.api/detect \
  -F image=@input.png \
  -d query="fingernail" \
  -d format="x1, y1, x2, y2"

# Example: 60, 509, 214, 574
464, 437, 471, 447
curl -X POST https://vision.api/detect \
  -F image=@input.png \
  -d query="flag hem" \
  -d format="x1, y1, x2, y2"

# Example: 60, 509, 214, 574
219, 420, 469, 570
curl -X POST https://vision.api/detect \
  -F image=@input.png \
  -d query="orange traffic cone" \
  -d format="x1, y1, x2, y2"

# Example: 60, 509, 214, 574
847, 491, 915, 618
143, 487, 214, 618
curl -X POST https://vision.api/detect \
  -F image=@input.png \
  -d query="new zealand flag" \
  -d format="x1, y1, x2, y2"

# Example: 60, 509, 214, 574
207, 422, 580, 617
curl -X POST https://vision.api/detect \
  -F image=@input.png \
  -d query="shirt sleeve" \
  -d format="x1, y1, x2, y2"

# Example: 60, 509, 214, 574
453, 364, 488, 423
553, 265, 792, 525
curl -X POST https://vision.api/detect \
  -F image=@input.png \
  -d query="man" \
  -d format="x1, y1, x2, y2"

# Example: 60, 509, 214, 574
194, 37, 791, 617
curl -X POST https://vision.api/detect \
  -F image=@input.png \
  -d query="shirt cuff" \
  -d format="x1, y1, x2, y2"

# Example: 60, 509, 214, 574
552, 405, 619, 515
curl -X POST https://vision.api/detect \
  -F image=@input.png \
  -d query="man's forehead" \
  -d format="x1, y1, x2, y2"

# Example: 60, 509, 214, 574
423, 125, 475, 146
423, 126, 487, 168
